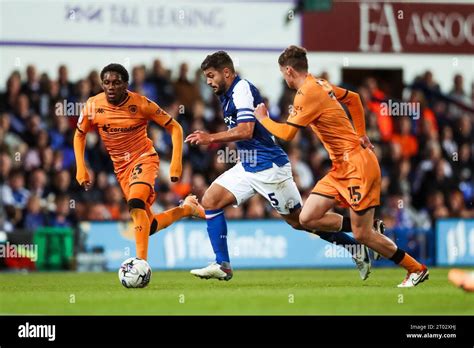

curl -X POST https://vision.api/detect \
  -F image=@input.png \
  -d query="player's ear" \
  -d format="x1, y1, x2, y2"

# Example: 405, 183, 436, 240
223, 67, 230, 78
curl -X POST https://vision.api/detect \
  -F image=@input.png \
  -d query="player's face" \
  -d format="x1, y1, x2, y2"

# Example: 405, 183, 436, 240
102, 72, 128, 105
280, 65, 296, 89
203, 68, 227, 95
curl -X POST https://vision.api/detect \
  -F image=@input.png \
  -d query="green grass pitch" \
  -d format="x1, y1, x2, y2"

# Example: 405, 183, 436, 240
0, 268, 472, 315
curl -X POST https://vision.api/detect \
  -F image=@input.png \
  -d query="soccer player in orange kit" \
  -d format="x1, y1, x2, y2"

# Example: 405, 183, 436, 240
74, 63, 204, 261
254, 46, 429, 287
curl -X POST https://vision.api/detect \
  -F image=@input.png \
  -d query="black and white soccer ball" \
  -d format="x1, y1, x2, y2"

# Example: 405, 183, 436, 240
118, 257, 152, 288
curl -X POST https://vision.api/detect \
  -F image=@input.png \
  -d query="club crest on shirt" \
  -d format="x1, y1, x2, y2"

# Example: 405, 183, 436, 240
128, 105, 138, 114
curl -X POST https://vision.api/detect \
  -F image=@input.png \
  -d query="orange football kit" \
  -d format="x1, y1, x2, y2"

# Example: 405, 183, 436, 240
74, 91, 197, 260
260, 74, 425, 277
264, 75, 380, 211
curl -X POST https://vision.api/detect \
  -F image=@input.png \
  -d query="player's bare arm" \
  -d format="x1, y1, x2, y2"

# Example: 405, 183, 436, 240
163, 118, 184, 182
73, 126, 92, 191
185, 121, 254, 145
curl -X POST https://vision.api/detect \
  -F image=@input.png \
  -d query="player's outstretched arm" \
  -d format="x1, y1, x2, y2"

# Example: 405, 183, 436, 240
73, 128, 91, 190
74, 108, 92, 191
163, 119, 183, 182
254, 103, 298, 141
143, 97, 184, 182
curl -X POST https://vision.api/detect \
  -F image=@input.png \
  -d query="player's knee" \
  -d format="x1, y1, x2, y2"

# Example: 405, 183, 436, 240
298, 213, 312, 229
352, 228, 370, 244
201, 192, 218, 210
128, 198, 146, 211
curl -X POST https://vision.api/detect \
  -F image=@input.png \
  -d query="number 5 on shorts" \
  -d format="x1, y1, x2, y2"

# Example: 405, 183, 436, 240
268, 192, 279, 207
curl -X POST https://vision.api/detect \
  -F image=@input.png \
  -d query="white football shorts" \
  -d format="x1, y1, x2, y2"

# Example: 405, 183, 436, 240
213, 162, 302, 215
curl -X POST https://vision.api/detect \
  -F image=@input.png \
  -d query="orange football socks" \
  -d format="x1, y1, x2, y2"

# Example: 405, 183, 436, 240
130, 208, 150, 260
390, 248, 424, 273
399, 253, 424, 273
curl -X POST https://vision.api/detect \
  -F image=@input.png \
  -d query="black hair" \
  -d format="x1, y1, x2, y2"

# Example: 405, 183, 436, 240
200, 51, 235, 72
100, 63, 129, 83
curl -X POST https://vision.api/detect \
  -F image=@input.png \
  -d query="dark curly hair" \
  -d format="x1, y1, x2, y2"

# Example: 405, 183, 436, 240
200, 51, 235, 73
100, 63, 129, 83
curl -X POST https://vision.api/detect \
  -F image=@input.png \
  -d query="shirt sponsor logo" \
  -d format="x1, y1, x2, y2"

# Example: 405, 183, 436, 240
101, 124, 142, 133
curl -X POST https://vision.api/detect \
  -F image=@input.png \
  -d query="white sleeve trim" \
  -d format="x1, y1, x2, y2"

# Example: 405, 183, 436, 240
232, 80, 255, 112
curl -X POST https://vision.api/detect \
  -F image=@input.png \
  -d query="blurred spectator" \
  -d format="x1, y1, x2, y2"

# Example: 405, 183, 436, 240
381, 192, 427, 229
0, 151, 12, 183
411, 90, 438, 137
23, 195, 46, 230
28, 168, 48, 199
0, 113, 24, 156
86, 202, 111, 220
418, 159, 456, 209
88, 70, 103, 96
425, 190, 449, 222
58, 65, 75, 100
453, 142, 473, 182
364, 77, 393, 141
174, 63, 201, 113
130, 65, 157, 102
448, 190, 474, 218
49, 115, 72, 151
8, 169, 30, 209
420, 70, 441, 107
104, 186, 123, 220
48, 194, 76, 227
454, 114, 473, 144
10, 94, 32, 135
147, 59, 175, 107
440, 126, 457, 159
49, 169, 71, 198
448, 74, 471, 119
0, 72, 21, 113
391, 118, 418, 159
75, 79, 91, 104
288, 146, 314, 191
21, 65, 41, 112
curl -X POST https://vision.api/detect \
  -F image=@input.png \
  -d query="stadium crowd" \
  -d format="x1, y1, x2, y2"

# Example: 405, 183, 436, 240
0, 60, 473, 236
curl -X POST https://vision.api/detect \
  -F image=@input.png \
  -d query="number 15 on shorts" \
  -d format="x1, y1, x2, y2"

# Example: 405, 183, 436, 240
348, 185, 361, 205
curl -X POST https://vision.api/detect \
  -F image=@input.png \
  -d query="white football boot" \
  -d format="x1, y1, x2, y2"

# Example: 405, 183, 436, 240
190, 262, 233, 281
352, 244, 371, 280
397, 266, 429, 288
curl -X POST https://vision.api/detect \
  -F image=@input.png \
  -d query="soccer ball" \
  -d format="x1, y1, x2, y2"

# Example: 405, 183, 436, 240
118, 257, 152, 288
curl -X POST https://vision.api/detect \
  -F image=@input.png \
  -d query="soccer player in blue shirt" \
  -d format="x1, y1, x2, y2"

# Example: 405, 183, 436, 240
185, 51, 375, 281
